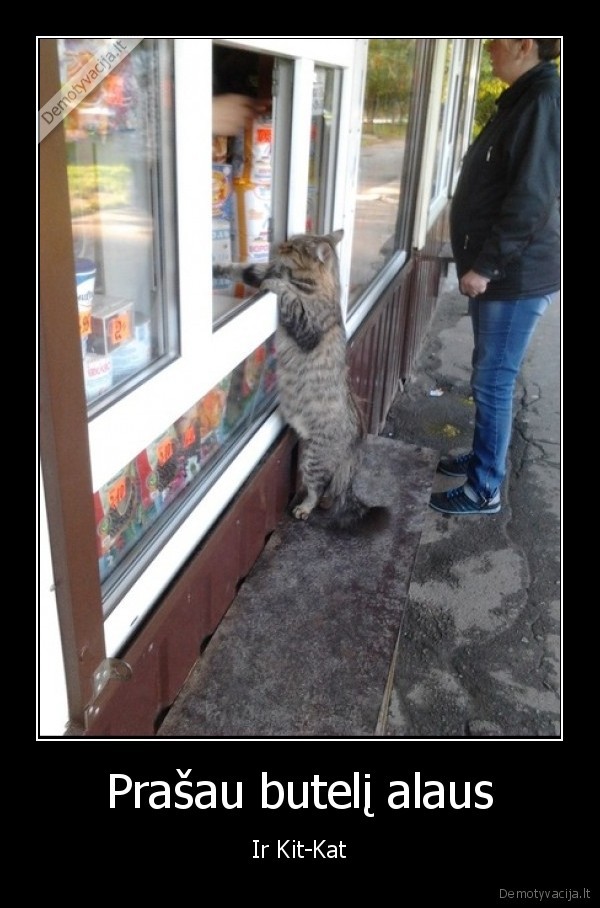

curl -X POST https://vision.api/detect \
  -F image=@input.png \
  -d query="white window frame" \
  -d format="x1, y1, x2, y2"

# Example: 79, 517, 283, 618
84, 37, 357, 655
413, 39, 446, 252
38, 468, 69, 737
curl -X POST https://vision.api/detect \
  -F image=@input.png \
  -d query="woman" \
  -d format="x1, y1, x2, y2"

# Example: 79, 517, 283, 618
430, 38, 560, 515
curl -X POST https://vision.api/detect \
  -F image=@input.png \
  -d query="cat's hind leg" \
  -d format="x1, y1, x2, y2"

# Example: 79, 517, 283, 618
291, 440, 332, 521
291, 487, 322, 521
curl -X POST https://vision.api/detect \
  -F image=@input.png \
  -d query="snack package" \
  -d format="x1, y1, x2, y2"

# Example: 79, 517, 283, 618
212, 135, 228, 164
249, 120, 273, 186
83, 352, 113, 401
231, 118, 272, 187
95, 463, 140, 555
199, 377, 231, 466
136, 425, 184, 517
94, 463, 142, 580
212, 163, 234, 221
232, 117, 273, 265
234, 183, 271, 264
175, 404, 202, 487
212, 218, 233, 292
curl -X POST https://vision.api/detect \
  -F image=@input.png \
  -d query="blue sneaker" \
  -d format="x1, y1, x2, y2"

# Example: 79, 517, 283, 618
436, 452, 472, 478
429, 483, 501, 515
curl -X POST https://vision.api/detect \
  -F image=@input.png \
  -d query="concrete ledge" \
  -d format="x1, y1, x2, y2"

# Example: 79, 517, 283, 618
158, 435, 438, 738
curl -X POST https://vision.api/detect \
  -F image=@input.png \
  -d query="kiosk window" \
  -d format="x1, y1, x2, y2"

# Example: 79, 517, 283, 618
60, 38, 178, 414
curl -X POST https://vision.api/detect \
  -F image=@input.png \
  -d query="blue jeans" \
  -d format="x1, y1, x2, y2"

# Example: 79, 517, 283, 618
466, 295, 552, 501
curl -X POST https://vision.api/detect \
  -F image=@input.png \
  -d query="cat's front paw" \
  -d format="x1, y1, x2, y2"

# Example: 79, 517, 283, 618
261, 277, 286, 295
213, 265, 232, 280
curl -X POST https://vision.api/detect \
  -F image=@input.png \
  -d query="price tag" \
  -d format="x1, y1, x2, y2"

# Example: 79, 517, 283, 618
157, 438, 174, 466
108, 477, 127, 511
183, 424, 196, 448
109, 312, 131, 347
79, 310, 92, 337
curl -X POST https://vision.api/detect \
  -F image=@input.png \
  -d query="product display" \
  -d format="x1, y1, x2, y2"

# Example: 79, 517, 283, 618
62, 37, 175, 412
232, 118, 273, 264
136, 425, 185, 521
199, 377, 231, 466
212, 219, 233, 292
212, 104, 274, 313
91, 334, 278, 581
234, 182, 272, 264
95, 463, 142, 582
174, 405, 203, 486
88, 45, 282, 587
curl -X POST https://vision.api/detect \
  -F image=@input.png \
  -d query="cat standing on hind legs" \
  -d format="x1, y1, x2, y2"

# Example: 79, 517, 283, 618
214, 228, 389, 532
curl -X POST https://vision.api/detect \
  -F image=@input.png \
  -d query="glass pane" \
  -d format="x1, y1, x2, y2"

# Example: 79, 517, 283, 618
430, 40, 455, 203
59, 38, 178, 411
96, 335, 278, 607
306, 66, 340, 233
212, 44, 276, 326
348, 39, 417, 311
453, 43, 477, 182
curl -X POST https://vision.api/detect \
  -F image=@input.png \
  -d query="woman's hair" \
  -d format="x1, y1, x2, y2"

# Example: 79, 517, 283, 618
534, 39, 560, 60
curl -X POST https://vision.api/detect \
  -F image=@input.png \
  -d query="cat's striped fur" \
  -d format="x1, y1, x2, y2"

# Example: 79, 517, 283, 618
215, 229, 387, 531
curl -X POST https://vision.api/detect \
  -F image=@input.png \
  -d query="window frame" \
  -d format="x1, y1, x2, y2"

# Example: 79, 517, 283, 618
343, 38, 431, 338
64, 38, 356, 655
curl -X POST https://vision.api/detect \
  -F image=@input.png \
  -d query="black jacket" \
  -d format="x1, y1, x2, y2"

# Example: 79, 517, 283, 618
450, 61, 560, 300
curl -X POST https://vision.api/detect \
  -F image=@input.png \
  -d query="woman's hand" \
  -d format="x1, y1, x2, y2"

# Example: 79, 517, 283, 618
459, 270, 490, 298
212, 94, 256, 136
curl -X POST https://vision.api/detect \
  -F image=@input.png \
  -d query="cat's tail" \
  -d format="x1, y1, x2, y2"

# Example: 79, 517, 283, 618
328, 488, 390, 535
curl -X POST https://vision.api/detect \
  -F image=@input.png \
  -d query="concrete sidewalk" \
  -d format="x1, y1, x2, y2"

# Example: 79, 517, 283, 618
159, 267, 561, 739
383, 266, 561, 737
158, 435, 436, 737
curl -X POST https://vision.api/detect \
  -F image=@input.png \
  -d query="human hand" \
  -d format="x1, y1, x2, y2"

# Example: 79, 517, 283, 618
212, 94, 256, 136
459, 270, 490, 298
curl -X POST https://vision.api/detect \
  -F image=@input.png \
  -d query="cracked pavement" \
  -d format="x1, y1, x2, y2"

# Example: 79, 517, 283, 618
382, 266, 561, 738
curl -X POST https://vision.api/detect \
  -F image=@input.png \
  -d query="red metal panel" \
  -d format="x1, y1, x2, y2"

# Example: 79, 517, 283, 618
349, 262, 413, 434
349, 210, 450, 434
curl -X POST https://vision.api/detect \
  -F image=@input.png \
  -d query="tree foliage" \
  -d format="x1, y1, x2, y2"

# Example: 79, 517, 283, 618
473, 52, 504, 137
473, 46, 560, 138
363, 39, 416, 132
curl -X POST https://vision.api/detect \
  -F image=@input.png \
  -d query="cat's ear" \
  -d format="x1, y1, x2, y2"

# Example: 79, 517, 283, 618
316, 241, 334, 264
316, 229, 344, 263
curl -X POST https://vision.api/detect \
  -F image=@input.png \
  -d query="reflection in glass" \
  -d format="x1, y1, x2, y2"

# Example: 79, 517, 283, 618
306, 66, 339, 234
59, 38, 178, 410
212, 44, 275, 325
430, 40, 455, 203
348, 39, 416, 311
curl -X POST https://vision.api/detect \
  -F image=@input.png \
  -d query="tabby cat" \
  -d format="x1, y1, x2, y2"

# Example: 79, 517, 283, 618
214, 229, 387, 531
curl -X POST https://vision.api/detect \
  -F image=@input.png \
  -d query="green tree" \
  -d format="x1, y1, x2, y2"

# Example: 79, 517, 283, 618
363, 39, 415, 134
473, 52, 504, 137
472, 45, 560, 137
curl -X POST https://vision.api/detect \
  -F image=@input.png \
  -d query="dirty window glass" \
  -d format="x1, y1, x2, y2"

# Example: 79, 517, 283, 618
348, 39, 417, 311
